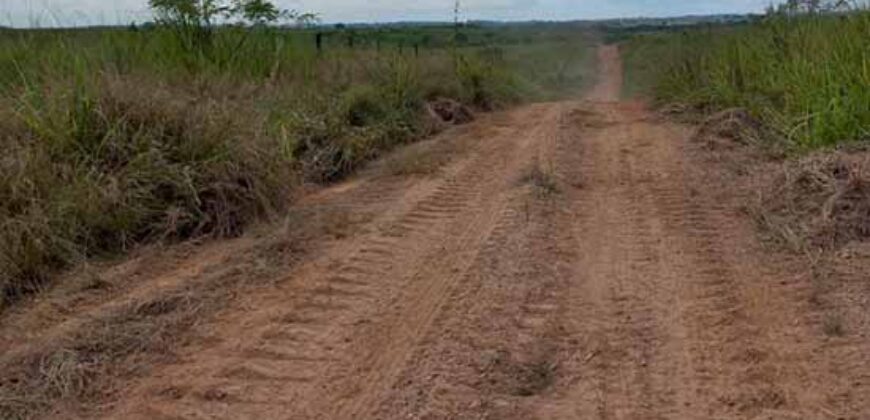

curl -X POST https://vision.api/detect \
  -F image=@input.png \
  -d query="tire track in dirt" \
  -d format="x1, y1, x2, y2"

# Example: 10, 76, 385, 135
103, 105, 560, 420
530, 45, 870, 420
304, 106, 564, 420
531, 101, 696, 420
369, 103, 578, 420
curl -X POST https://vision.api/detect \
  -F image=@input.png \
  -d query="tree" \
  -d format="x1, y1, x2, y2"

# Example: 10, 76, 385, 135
149, 0, 288, 26
770, 0, 856, 14
148, 0, 315, 57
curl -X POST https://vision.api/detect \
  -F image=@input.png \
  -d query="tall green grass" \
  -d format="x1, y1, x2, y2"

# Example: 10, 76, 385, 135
0, 24, 594, 306
622, 10, 869, 149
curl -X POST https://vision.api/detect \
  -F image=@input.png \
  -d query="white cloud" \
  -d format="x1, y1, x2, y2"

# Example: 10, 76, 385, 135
0, 0, 774, 27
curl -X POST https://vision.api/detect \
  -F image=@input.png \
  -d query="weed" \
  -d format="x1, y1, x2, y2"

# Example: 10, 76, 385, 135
522, 161, 560, 198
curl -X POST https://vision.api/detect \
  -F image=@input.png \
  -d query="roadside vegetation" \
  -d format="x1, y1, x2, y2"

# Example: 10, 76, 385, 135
0, 2, 595, 308
619, 1, 869, 254
621, 3, 868, 150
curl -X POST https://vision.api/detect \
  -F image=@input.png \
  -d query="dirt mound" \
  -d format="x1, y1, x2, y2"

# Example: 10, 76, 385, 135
757, 150, 870, 251
426, 98, 475, 126
693, 108, 765, 149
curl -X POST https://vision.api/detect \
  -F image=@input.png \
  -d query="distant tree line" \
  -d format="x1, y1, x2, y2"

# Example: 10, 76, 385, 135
769, 0, 861, 14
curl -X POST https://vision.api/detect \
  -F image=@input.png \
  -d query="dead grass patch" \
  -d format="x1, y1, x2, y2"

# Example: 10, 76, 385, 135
567, 106, 612, 129
0, 222, 313, 419
755, 150, 870, 252
694, 108, 762, 145
692, 108, 789, 158
0, 286, 209, 419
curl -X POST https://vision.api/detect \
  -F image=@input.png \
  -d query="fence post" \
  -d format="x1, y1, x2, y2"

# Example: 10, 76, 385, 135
315, 32, 323, 54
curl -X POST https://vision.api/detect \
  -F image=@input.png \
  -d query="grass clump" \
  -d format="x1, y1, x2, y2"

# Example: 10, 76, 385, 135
0, 76, 292, 304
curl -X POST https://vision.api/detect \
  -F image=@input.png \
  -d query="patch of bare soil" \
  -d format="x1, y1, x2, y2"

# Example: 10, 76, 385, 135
3, 45, 870, 420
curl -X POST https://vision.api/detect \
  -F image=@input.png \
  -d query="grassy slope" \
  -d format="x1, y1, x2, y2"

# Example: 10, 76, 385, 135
0, 24, 594, 307
621, 11, 869, 149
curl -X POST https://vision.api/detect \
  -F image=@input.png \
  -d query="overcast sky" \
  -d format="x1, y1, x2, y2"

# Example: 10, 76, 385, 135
1, 0, 774, 27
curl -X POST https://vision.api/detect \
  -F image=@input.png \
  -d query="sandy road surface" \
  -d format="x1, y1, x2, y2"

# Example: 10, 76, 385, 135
78, 45, 870, 419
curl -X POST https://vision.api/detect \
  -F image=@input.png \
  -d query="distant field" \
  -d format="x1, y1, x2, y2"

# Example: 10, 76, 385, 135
0, 22, 595, 306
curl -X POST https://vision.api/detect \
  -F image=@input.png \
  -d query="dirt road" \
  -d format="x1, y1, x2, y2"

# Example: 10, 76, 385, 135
47, 45, 866, 419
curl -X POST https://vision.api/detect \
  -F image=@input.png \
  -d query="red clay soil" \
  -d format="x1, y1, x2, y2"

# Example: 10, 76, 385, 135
6, 45, 870, 420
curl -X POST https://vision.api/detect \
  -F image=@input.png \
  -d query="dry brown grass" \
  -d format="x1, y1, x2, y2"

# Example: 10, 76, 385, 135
694, 108, 764, 146
691, 108, 791, 159
0, 221, 327, 419
755, 149, 870, 252
566, 106, 613, 130
0, 287, 210, 419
